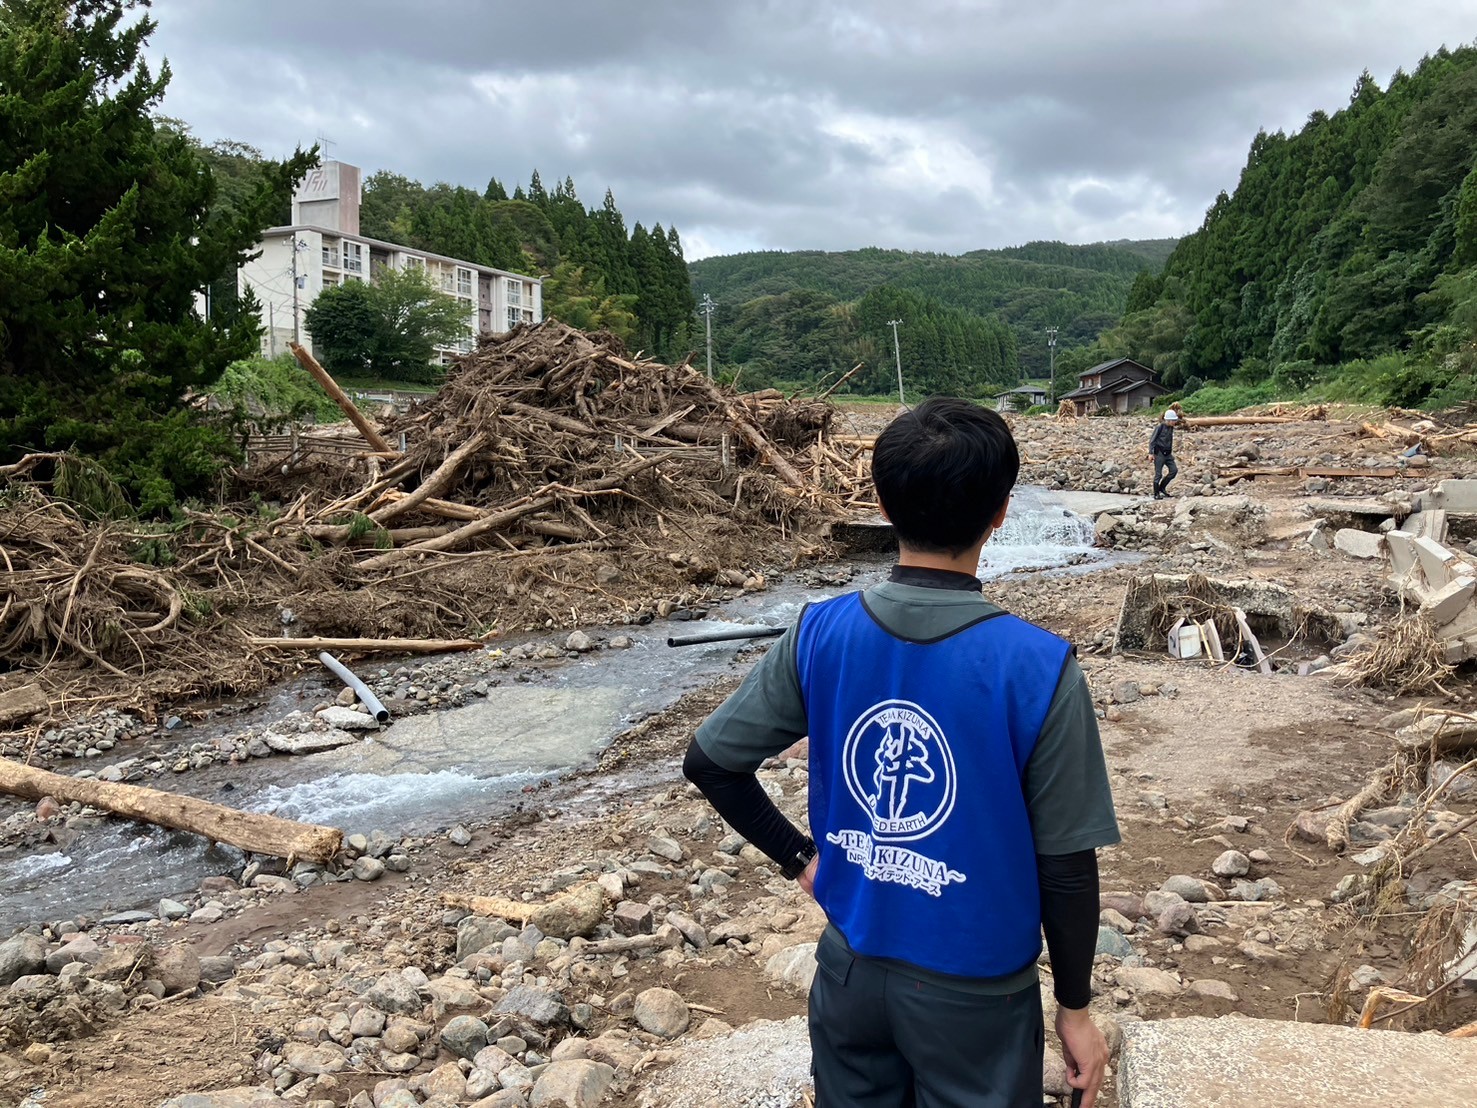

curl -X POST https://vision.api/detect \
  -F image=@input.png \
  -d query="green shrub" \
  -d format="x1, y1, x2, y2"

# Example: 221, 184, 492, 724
207, 357, 343, 429
1177, 382, 1278, 415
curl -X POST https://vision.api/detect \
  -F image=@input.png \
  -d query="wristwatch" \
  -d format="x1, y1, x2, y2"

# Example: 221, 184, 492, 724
780, 837, 818, 881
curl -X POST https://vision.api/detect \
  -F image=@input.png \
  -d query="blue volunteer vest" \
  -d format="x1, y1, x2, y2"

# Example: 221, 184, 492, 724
795, 590, 1071, 979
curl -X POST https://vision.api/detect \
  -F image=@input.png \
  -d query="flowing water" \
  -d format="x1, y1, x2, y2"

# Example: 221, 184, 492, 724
0, 488, 1115, 928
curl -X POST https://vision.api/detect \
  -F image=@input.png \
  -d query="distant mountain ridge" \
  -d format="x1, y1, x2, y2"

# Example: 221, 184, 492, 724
689, 238, 1179, 381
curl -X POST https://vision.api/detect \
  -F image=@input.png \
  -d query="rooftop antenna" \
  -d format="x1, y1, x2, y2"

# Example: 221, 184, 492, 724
316, 132, 336, 160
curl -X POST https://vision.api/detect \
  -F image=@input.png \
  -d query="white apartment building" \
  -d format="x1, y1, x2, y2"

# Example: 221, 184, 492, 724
238, 161, 541, 364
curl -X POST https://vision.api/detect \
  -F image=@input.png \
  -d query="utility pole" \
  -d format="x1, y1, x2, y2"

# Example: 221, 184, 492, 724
698, 294, 716, 378
887, 319, 905, 407
291, 238, 303, 346
1046, 326, 1059, 405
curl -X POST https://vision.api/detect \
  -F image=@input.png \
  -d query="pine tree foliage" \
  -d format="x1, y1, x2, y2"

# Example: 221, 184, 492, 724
358, 169, 695, 361
0, 0, 313, 511
1138, 47, 1477, 386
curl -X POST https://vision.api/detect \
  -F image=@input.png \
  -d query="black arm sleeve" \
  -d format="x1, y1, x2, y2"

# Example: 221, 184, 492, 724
1037, 848, 1100, 1010
683, 739, 811, 867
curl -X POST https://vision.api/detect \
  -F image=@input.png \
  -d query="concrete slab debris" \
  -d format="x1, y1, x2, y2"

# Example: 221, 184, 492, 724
1118, 1015, 1477, 1107
1429, 478, 1477, 513
1333, 529, 1384, 559
1379, 530, 1477, 663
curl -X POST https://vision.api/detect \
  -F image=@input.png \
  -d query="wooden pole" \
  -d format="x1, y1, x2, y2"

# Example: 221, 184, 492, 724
0, 757, 342, 864
289, 342, 396, 455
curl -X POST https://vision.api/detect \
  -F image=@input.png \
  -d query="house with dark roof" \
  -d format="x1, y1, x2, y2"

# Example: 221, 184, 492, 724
994, 385, 1049, 412
1059, 358, 1168, 416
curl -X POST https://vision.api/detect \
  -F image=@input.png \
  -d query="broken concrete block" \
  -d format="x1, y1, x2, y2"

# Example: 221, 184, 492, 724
1431, 478, 1477, 513
1383, 531, 1419, 585
1413, 536, 1457, 588
1113, 574, 1339, 655
1333, 529, 1384, 559
1405, 509, 1448, 543
1419, 576, 1476, 627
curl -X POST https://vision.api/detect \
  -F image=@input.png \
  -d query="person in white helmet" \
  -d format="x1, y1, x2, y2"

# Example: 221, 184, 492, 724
1150, 408, 1179, 499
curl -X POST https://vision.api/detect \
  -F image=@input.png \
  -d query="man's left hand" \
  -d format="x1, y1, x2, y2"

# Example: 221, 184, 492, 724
797, 855, 819, 900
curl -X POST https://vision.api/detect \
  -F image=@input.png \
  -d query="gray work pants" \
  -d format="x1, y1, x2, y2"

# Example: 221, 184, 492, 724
809, 933, 1045, 1107
1153, 453, 1177, 494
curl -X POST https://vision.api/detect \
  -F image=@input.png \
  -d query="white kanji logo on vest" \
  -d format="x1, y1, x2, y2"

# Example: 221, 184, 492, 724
827, 700, 966, 896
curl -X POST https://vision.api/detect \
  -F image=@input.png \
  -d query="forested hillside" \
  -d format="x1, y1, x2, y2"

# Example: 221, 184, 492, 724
1084, 45, 1477, 410
690, 239, 1170, 392
358, 171, 695, 362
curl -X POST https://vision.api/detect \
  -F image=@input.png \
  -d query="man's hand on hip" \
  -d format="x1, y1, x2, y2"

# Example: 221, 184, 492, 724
797, 854, 819, 900
1055, 1006, 1109, 1108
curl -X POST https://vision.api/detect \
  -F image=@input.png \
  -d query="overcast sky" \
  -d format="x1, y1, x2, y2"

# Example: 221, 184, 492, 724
147, 1, 1477, 260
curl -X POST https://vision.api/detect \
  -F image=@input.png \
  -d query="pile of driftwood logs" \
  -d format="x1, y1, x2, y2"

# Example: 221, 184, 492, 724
282, 322, 856, 565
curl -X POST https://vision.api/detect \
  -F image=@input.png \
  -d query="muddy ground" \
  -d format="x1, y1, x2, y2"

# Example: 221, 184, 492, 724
2, 407, 1476, 1108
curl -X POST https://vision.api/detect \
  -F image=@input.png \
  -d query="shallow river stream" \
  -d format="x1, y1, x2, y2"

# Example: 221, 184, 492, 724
0, 488, 1115, 928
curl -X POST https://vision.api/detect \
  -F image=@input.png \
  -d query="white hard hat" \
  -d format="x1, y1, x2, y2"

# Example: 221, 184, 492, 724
1164, 410, 1180, 421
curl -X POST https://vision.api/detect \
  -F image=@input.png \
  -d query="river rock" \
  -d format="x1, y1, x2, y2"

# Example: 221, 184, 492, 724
44, 933, 100, 975
1100, 893, 1144, 920
1043, 1047, 1071, 1097
647, 835, 685, 862
154, 945, 202, 996
565, 630, 594, 653
199, 955, 237, 984
283, 1041, 347, 1076
315, 707, 379, 730
633, 987, 690, 1038
1112, 680, 1142, 705
764, 942, 818, 992
1115, 966, 1184, 996
349, 1007, 385, 1038
1212, 850, 1250, 878
381, 1019, 422, 1055
411, 1062, 466, 1102
458, 916, 515, 960
529, 1059, 616, 1108
1189, 978, 1239, 1001
1143, 890, 1187, 917
495, 984, 569, 1026
1156, 902, 1201, 936
1161, 875, 1213, 903
1096, 927, 1135, 959
158, 1088, 282, 1107
264, 728, 356, 755
159, 898, 190, 921
440, 1015, 489, 1060
366, 973, 423, 1016
1294, 808, 1335, 844
352, 856, 386, 882
613, 901, 654, 936
530, 882, 604, 940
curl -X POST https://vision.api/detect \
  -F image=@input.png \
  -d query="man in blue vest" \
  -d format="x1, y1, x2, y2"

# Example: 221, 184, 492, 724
685, 397, 1119, 1107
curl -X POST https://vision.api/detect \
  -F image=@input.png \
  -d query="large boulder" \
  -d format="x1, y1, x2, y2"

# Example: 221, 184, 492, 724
530, 1059, 616, 1108
0, 933, 49, 986
633, 987, 690, 1039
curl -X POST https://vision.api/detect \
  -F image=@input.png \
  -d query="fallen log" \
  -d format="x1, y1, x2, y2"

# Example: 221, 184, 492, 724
289, 342, 396, 455
356, 455, 663, 570
368, 431, 489, 527
247, 636, 481, 654
0, 684, 47, 727
0, 757, 342, 863
1181, 416, 1305, 428
689, 375, 806, 488
568, 929, 683, 957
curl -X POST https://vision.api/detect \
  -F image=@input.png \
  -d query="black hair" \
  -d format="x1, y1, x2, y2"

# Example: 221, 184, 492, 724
871, 397, 1019, 555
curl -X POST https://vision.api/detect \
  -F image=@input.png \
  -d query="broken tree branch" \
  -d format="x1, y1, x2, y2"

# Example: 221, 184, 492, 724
290, 342, 395, 455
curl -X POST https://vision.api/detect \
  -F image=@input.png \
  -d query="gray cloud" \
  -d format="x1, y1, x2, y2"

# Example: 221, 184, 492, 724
147, 0, 1477, 258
